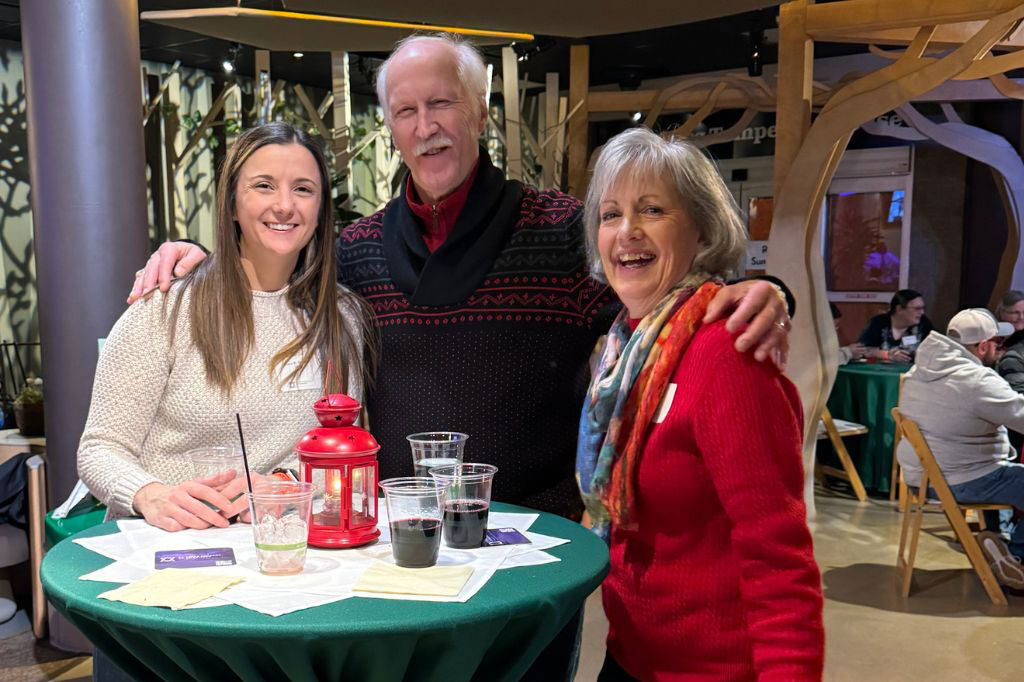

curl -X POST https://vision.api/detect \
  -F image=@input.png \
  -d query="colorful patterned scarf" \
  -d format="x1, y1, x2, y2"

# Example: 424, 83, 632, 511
576, 272, 722, 541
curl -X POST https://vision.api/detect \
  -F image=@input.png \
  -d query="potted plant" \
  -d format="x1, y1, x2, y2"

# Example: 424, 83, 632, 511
14, 377, 44, 437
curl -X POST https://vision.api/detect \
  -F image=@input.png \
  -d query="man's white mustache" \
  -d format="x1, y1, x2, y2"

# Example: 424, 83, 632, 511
414, 136, 454, 156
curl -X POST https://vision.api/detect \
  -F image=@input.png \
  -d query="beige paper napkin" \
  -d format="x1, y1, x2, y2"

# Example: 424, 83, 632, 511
98, 569, 244, 610
353, 561, 474, 597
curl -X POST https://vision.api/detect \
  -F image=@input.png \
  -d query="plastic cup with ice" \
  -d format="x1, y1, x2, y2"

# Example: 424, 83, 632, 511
248, 481, 314, 575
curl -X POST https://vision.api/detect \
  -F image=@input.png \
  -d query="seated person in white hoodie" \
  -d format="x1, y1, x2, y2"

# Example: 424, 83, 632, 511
896, 308, 1024, 588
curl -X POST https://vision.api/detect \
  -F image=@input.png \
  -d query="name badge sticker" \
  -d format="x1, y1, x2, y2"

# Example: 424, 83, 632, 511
654, 384, 677, 424
901, 335, 918, 347
282, 357, 321, 392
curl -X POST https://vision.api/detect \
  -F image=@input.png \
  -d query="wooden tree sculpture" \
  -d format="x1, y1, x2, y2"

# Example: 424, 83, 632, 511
767, 1, 1024, 510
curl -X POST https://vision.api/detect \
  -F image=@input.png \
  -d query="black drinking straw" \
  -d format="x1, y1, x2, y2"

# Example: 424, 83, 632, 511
235, 413, 255, 497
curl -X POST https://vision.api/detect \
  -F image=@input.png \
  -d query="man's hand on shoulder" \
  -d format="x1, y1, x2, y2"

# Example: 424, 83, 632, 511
127, 241, 208, 304
703, 279, 790, 369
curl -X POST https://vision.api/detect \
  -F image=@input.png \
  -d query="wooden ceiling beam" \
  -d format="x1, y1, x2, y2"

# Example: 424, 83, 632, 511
588, 88, 774, 114
815, 21, 1024, 51
804, 0, 1024, 36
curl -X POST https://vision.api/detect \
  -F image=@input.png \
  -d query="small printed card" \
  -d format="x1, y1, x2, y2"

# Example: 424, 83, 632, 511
154, 548, 236, 570
482, 528, 532, 547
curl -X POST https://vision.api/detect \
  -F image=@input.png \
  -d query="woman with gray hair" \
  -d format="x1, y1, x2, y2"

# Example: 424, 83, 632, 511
575, 127, 823, 681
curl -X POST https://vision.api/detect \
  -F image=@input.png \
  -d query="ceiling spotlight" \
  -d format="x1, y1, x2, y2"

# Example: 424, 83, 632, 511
223, 43, 241, 75
293, 52, 304, 59
748, 28, 764, 77
512, 41, 543, 65
632, 112, 642, 123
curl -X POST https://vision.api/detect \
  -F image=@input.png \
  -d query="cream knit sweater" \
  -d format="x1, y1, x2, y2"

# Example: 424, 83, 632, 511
78, 284, 365, 519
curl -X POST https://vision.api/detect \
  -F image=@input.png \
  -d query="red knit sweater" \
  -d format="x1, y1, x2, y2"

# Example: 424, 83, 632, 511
603, 320, 824, 681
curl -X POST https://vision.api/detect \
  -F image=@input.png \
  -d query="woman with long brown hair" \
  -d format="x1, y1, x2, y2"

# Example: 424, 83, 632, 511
78, 122, 374, 531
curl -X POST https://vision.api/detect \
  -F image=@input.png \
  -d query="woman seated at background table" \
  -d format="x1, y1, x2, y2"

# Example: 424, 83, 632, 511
78, 122, 372, 532
857, 289, 932, 362
831, 302, 868, 364
576, 127, 823, 682
996, 289, 1024, 333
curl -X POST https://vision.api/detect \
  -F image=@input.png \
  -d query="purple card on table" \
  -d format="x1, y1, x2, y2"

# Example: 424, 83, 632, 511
482, 528, 532, 547
154, 548, 236, 569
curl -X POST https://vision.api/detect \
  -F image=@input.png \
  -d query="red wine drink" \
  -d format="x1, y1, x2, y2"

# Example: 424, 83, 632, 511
443, 499, 489, 548
430, 463, 498, 548
380, 477, 446, 567
390, 518, 442, 567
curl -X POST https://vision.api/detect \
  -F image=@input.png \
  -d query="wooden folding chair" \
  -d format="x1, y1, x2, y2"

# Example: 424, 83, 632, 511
815, 408, 868, 502
891, 407, 1012, 606
891, 374, 908, 506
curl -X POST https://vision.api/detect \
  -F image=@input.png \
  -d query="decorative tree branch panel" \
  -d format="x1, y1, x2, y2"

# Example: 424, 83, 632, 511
768, 0, 1024, 512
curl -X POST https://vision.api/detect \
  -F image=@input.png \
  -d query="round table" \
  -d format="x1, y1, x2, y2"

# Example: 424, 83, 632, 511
826, 362, 911, 493
41, 503, 609, 682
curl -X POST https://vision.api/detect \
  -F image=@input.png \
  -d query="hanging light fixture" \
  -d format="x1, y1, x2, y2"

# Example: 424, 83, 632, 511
747, 28, 764, 77
222, 43, 241, 74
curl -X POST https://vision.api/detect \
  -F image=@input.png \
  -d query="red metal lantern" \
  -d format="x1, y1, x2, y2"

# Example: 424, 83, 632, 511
295, 394, 380, 548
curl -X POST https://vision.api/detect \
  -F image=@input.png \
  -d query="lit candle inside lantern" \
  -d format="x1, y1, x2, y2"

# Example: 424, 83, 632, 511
323, 469, 342, 513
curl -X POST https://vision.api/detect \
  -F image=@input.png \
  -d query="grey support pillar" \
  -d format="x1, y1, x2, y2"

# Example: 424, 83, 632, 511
21, 1, 150, 503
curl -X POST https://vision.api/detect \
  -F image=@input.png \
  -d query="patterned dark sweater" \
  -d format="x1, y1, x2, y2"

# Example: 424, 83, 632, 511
337, 151, 618, 519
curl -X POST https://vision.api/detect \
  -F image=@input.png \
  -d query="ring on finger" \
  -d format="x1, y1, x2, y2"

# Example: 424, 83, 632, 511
775, 319, 792, 333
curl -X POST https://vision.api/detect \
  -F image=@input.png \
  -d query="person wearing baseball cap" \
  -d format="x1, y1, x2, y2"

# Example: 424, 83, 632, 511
897, 308, 1024, 590
947, 308, 1014, 364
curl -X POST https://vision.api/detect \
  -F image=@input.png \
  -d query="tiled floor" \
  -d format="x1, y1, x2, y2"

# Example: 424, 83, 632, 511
5, 488, 1024, 681
575, 488, 1024, 682
0, 629, 89, 682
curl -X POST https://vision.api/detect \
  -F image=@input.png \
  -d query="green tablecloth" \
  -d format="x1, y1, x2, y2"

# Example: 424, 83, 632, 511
41, 502, 609, 682
826, 362, 910, 493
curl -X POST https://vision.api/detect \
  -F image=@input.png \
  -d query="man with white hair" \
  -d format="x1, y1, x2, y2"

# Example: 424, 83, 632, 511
897, 308, 1024, 589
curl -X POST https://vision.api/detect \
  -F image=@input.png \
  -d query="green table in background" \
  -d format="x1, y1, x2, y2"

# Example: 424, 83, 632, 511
44, 502, 106, 549
41, 502, 609, 682
826, 362, 911, 494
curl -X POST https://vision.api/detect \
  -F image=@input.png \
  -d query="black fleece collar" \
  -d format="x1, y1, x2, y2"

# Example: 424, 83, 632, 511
382, 148, 524, 307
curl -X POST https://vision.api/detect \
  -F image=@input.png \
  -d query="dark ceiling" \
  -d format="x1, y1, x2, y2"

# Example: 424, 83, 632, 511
0, 1, 868, 98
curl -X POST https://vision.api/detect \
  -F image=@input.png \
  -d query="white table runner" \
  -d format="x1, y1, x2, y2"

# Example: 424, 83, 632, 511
74, 508, 568, 617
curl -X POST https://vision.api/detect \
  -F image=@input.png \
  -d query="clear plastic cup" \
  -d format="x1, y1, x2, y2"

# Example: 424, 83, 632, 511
406, 432, 469, 478
379, 477, 447, 568
188, 446, 245, 481
429, 464, 498, 549
188, 446, 246, 512
248, 481, 314, 576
